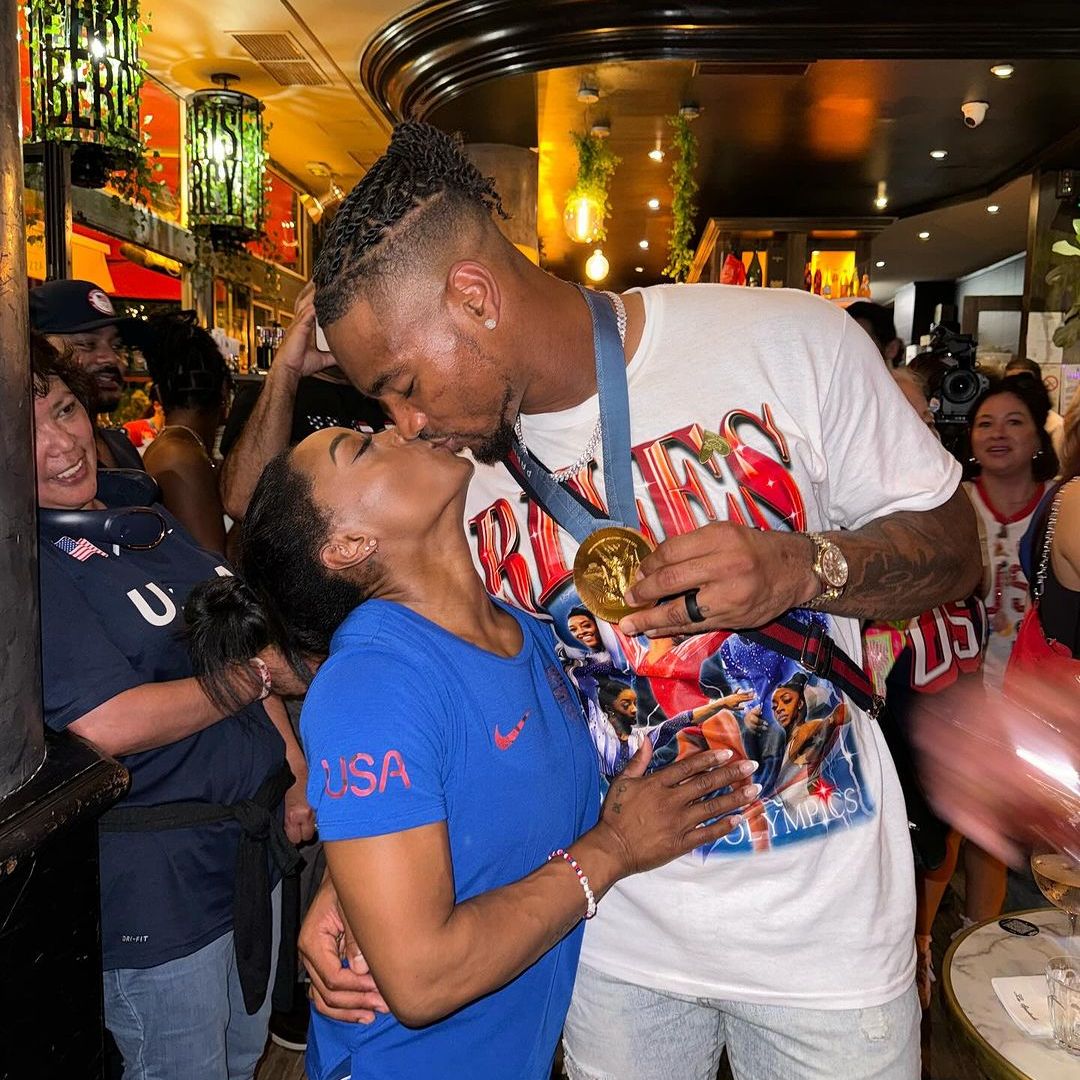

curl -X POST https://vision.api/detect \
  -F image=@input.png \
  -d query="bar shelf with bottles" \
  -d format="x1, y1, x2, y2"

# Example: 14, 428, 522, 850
687, 217, 891, 302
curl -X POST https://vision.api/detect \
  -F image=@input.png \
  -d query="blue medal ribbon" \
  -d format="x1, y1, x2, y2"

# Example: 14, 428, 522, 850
504, 286, 638, 543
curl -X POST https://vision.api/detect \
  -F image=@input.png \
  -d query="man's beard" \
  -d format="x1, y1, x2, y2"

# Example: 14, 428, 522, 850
470, 417, 517, 465
454, 381, 517, 465
90, 365, 125, 413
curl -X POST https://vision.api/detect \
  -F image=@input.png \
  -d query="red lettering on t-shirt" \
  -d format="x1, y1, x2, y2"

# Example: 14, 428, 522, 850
631, 424, 719, 537
718, 405, 806, 532
379, 750, 411, 792
348, 753, 378, 797
469, 498, 540, 614
321, 752, 412, 798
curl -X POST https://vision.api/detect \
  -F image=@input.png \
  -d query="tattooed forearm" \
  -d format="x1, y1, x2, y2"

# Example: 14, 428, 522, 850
820, 485, 981, 620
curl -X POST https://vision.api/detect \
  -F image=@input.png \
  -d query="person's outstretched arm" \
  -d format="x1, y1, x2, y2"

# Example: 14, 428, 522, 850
219, 285, 334, 520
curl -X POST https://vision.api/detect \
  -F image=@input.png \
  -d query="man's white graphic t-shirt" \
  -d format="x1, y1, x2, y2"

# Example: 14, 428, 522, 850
463, 284, 962, 1010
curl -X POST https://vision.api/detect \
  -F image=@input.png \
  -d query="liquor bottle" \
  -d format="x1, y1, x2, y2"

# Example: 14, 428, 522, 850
721, 247, 745, 286
859, 273, 872, 298
813, 268, 823, 295
746, 248, 763, 288
850, 270, 860, 298
839, 274, 849, 298
822, 273, 832, 299
803, 261, 813, 291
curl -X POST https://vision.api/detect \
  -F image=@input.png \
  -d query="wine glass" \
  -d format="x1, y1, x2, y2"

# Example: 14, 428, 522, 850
1031, 845, 1080, 946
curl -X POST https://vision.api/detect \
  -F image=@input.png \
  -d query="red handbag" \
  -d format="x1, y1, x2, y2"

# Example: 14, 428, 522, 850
1004, 478, 1080, 695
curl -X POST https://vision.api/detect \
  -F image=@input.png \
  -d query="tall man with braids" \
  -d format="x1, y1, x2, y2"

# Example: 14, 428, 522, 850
296, 122, 980, 1079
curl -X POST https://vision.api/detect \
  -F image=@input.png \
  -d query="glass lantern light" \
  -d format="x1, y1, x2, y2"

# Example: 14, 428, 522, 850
584, 248, 609, 283
564, 192, 604, 245
27, 0, 144, 184
186, 75, 267, 248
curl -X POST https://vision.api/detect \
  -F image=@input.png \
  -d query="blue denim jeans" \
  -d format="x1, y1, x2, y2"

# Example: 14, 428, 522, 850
563, 963, 920, 1080
103, 884, 281, 1080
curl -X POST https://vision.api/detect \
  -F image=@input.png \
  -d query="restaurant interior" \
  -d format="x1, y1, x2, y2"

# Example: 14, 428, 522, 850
2, 3, 1080, 1079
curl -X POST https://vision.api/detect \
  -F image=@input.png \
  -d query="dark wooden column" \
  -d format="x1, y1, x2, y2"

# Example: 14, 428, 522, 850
0, 0, 46, 798
0, 5, 129, 1076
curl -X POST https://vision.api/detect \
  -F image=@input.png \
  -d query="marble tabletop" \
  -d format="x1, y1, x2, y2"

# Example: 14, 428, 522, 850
943, 907, 1080, 1079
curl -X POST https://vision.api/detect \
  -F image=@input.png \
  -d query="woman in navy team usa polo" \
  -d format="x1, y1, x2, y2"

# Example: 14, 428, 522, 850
31, 335, 314, 1080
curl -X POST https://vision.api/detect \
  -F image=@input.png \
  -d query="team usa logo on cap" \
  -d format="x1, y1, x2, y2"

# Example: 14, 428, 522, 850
87, 289, 115, 316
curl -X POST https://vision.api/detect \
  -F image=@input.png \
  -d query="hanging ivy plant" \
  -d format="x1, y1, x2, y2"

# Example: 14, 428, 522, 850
663, 113, 699, 282
564, 131, 620, 244
1046, 218, 1080, 349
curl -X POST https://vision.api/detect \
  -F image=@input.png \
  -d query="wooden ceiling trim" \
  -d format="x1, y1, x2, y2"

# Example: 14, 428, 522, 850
361, 0, 1080, 122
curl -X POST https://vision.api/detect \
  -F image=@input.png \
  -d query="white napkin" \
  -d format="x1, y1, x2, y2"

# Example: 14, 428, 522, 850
992, 975, 1053, 1038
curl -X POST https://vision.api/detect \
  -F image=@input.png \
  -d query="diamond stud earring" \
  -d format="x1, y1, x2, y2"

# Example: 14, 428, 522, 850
484, 318, 497, 330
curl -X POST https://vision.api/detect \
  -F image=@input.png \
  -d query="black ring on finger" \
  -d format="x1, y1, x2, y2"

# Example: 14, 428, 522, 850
684, 588, 706, 623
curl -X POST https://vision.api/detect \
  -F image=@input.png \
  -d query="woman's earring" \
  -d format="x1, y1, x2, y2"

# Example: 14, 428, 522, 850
484, 317, 497, 331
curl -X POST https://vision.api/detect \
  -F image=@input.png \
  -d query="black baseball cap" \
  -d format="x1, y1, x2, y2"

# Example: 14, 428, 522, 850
29, 279, 135, 336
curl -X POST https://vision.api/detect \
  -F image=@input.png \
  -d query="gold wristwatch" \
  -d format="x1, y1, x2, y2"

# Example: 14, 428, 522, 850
805, 533, 849, 609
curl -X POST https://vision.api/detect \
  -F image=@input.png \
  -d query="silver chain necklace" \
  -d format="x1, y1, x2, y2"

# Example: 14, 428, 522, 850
161, 424, 212, 460
515, 290, 627, 483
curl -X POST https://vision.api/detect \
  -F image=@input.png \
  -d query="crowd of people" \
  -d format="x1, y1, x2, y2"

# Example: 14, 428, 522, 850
22, 120, 1080, 1080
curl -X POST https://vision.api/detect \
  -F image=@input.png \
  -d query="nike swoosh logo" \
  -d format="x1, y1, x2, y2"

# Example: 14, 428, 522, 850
494, 711, 529, 751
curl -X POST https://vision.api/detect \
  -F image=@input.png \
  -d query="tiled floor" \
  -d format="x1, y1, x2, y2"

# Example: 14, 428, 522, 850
255, 887, 988, 1080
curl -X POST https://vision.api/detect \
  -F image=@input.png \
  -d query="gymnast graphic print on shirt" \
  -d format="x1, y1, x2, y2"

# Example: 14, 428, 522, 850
467, 403, 875, 859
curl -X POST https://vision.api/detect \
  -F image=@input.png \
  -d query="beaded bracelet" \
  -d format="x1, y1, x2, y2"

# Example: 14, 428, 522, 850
548, 848, 597, 919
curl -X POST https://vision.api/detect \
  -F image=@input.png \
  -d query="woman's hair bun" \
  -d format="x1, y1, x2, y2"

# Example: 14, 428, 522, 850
184, 575, 272, 711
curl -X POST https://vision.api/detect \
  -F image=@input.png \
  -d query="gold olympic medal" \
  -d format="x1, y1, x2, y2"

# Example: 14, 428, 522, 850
573, 526, 654, 624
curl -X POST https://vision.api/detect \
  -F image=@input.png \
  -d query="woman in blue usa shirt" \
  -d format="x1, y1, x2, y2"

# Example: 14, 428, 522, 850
186, 425, 761, 1080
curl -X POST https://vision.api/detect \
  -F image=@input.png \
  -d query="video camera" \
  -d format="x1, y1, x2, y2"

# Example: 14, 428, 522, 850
929, 324, 987, 424
910, 315, 988, 462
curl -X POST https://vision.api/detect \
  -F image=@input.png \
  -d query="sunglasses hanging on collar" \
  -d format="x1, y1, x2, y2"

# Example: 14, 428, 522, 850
39, 469, 168, 550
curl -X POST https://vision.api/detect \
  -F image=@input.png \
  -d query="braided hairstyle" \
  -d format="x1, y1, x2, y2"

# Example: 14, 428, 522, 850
139, 311, 230, 413
313, 121, 507, 326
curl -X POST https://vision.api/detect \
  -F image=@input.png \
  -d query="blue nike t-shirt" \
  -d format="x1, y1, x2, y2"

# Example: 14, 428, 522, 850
302, 600, 600, 1080
38, 505, 285, 970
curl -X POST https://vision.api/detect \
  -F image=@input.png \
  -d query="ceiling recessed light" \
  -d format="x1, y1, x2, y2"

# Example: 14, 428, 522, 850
986, 203, 1001, 214
648, 148, 665, 163
918, 230, 931, 241
875, 260, 886, 269
930, 149, 948, 160
991, 64, 1015, 79
634, 266, 644, 273
647, 197, 660, 210
638, 239, 650, 250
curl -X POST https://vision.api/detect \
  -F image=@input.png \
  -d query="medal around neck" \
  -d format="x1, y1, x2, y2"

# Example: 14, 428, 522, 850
574, 526, 654, 623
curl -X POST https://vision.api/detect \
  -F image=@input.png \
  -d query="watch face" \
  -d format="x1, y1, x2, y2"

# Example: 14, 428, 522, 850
820, 544, 849, 589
